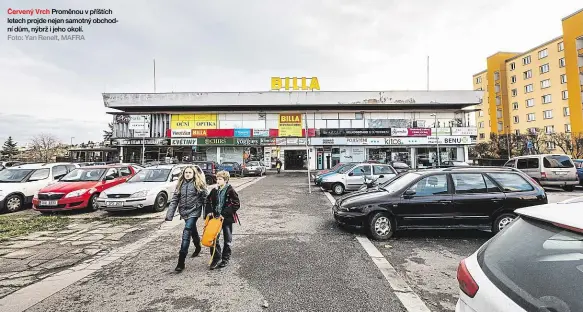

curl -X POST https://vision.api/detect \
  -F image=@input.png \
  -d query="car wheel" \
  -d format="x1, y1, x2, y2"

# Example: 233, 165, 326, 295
88, 193, 99, 212
3, 194, 23, 213
562, 185, 575, 192
332, 183, 345, 195
368, 212, 395, 240
152, 192, 167, 212
493, 213, 516, 233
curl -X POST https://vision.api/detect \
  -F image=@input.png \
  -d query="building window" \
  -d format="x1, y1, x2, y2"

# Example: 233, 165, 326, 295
561, 74, 567, 84
479, 111, 484, 117
497, 122, 503, 132
513, 116, 519, 124
496, 96, 501, 105
558, 41, 564, 51
524, 84, 534, 93
542, 94, 552, 104
494, 71, 500, 81
527, 113, 536, 121
510, 62, 516, 71
545, 125, 555, 134
528, 128, 538, 135
564, 107, 570, 116
475, 77, 482, 84
515, 130, 520, 136
523, 70, 532, 79
538, 49, 548, 59
511, 75, 517, 83
559, 58, 566, 68
526, 98, 535, 107
540, 79, 551, 89
355, 112, 363, 120
497, 109, 503, 118
561, 90, 568, 100
540, 63, 550, 74
523, 55, 531, 65
543, 110, 553, 119
511, 89, 517, 97
479, 121, 484, 128
479, 133, 485, 139
565, 124, 572, 133
546, 142, 556, 150
512, 102, 519, 110
495, 84, 500, 93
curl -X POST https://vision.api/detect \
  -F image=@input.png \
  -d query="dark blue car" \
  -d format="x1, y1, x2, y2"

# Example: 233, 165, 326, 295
574, 159, 583, 185
221, 162, 242, 176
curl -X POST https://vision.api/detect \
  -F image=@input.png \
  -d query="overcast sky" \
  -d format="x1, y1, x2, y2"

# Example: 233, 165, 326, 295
2, 0, 582, 146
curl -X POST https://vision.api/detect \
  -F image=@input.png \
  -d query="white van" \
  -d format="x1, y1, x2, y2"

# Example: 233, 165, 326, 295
0, 163, 78, 213
504, 154, 578, 191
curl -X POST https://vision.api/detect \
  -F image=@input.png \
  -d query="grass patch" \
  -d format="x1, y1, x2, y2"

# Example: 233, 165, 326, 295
0, 216, 70, 241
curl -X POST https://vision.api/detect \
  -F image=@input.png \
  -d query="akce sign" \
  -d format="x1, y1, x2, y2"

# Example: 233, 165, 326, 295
271, 77, 320, 91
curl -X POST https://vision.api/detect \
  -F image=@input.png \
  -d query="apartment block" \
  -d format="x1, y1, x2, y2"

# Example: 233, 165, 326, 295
473, 8, 583, 141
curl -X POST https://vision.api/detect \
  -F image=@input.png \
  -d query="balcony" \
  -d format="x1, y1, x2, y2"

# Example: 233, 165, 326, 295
578, 48, 583, 57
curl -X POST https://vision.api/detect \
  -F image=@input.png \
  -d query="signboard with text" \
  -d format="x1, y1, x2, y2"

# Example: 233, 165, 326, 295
428, 136, 472, 145
271, 77, 320, 91
170, 114, 218, 129
278, 113, 303, 137
319, 128, 392, 137
197, 138, 235, 145
451, 127, 478, 136
252, 129, 269, 137
129, 115, 151, 130
171, 138, 197, 146
170, 129, 191, 138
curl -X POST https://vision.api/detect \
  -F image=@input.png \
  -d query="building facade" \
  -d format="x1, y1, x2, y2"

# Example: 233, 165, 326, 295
473, 9, 583, 142
103, 90, 481, 170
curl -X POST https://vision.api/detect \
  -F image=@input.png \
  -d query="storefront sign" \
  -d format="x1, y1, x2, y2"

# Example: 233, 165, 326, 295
431, 128, 452, 135
385, 138, 429, 145
271, 77, 320, 91
191, 129, 208, 137
260, 138, 276, 145
320, 128, 392, 137
390, 128, 408, 136
113, 138, 168, 145
286, 138, 299, 145
275, 138, 287, 145
171, 138, 197, 146
197, 138, 235, 145
253, 129, 269, 137
298, 138, 307, 145
428, 136, 471, 145
206, 129, 235, 137
171, 114, 217, 129
128, 115, 150, 130
170, 129, 192, 138
451, 127, 478, 136
194, 120, 217, 128
234, 129, 252, 137
310, 138, 348, 145
346, 138, 368, 145
367, 138, 385, 145
278, 113, 302, 137
236, 138, 260, 146
133, 129, 150, 138
390, 128, 431, 137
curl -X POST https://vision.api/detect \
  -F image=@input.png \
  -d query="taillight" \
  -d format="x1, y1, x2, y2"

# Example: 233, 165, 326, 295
212, 163, 216, 174
541, 172, 547, 179
457, 259, 479, 298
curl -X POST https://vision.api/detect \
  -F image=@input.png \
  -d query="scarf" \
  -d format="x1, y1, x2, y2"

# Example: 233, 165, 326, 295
217, 183, 230, 214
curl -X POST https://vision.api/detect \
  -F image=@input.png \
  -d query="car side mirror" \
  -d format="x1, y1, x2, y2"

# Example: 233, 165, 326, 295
348, 172, 354, 176
403, 189, 416, 197
105, 175, 115, 181
379, 175, 384, 179
171, 175, 179, 182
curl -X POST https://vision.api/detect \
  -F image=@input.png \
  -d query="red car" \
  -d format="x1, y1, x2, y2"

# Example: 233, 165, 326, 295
33, 165, 137, 213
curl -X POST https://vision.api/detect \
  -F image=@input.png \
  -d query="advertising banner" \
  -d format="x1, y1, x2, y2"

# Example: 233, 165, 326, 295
260, 138, 276, 145
407, 128, 432, 136
346, 138, 368, 145
431, 128, 452, 136
366, 138, 385, 145
451, 127, 478, 136
286, 138, 299, 145
253, 129, 269, 137
191, 129, 208, 137
129, 115, 150, 130
171, 138, 197, 146
235, 138, 260, 146
197, 138, 235, 145
319, 128, 392, 137
428, 136, 472, 145
171, 114, 217, 129
170, 129, 191, 138
275, 138, 287, 145
309, 138, 348, 145
133, 129, 150, 138
206, 129, 235, 137
385, 138, 429, 145
113, 138, 168, 145
278, 113, 302, 137
298, 138, 307, 145
234, 129, 252, 137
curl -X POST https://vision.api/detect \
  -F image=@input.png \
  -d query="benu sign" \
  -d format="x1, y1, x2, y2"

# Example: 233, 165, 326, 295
271, 77, 320, 91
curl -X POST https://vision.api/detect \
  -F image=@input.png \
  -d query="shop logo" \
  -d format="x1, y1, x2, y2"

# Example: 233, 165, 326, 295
385, 138, 403, 145
205, 138, 227, 145
323, 138, 335, 145
195, 121, 215, 127
347, 138, 367, 144
191, 129, 208, 137
279, 114, 301, 123
171, 129, 191, 137
391, 128, 408, 136
175, 121, 191, 127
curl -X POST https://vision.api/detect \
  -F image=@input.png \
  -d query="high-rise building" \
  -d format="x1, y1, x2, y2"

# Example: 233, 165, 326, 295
473, 9, 583, 142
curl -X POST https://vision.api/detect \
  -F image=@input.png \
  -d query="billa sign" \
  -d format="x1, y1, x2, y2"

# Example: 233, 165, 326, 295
278, 113, 302, 137
271, 77, 320, 91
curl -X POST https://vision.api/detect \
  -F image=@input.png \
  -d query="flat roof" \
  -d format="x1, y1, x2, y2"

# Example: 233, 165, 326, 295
505, 36, 563, 62
102, 90, 483, 112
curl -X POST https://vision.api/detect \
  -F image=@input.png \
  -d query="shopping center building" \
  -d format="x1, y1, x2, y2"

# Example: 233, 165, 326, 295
103, 88, 482, 170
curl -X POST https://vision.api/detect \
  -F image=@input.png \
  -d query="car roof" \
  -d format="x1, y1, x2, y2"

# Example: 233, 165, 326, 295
515, 202, 583, 230
141, 164, 182, 169
11, 164, 44, 169
405, 167, 519, 174
514, 154, 570, 159
81, 165, 129, 169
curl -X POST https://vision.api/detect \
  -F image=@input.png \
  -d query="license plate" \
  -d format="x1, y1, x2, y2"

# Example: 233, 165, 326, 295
555, 172, 567, 175
40, 200, 58, 206
106, 201, 124, 207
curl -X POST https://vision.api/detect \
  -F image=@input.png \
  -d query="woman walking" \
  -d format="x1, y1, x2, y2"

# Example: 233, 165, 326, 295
165, 166, 208, 272
206, 171, 240, 270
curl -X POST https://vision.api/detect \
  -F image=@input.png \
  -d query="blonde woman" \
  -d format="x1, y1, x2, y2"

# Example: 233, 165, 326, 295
165, 166, 208, 272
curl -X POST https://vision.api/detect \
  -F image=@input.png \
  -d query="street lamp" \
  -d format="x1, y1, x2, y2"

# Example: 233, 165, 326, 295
70, 137, 75, 146
505, 125, 511, 159
430, 113, 440, 167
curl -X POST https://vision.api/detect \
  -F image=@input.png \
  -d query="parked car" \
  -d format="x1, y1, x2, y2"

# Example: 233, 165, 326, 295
221, 162, 243, 176
1, 161, 25, 168
573, 159, 583, 185
32, 165, 137, 213
312, 163, 346, 180
321, 163, 397, 195
0, 163, 78, 213
192, 161, 221, 184
314, 163, 357, 186
387, 161, 411, 173
243, 161, 266, 176
441, 161, 470, 167
456, 198, 582, 312
504, 154, 578, 191
332, 167, 547, 240
97, 164, 194, 212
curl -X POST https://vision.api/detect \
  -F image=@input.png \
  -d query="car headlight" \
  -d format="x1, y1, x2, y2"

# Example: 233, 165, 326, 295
130, 190, 148, 198
65, 189, 89, 198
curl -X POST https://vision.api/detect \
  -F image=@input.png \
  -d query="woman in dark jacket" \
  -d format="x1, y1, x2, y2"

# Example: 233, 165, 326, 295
206, 170, 240, 270
165, 166, 208, 272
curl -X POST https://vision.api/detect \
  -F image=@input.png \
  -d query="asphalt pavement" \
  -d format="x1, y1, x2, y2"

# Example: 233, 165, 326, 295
24, 173, 407, 312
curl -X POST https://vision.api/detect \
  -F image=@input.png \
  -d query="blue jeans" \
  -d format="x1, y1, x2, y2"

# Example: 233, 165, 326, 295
179, 217, 200, 256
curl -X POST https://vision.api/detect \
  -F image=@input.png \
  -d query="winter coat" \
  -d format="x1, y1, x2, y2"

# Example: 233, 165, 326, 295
166, 180, 208, 221
206, 184, 240, 223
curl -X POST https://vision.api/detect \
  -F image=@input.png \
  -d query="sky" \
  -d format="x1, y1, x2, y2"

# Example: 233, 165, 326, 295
2, 0, 582, 146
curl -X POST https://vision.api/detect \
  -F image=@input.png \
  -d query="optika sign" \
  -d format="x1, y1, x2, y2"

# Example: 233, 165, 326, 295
170, 129, 191, 137
271, 77, 320, 91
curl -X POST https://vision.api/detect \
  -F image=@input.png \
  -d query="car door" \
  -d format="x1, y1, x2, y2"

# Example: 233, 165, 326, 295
451, 173, 505, 227
373, 165, 397, 184
101, 168, 121, 190
24, 168, 51, 201
118, 166, 133, 182
486, 172, 545, 210
395, 173, 454, 227
345, 164, 371, 191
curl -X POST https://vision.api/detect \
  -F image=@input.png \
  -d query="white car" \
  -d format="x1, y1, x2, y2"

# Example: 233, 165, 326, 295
97, 164, 200, 212
0, 163, 79, 213
242, 161, 266, 176
456, 197, 583, 312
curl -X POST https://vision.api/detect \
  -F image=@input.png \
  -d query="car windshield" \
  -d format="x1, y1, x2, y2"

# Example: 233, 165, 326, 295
478, 217, 583, 312
61, 168, 106, 182
380, 172, 422, 194
543, 155, 574, 168
247, 162, 260, 166
0, 169, 33, 182
128, 169, 171, 182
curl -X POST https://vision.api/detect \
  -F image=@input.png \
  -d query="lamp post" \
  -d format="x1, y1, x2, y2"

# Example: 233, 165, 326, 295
430, 114, 440, 167
506, 126, 511, 159
70, 137, 75, 146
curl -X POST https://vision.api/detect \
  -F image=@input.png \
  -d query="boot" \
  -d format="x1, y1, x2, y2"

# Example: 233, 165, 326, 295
218, 259, 229, 268
191, 244, 202, 258
209, 257, 221, 270
175, 253, 186, 272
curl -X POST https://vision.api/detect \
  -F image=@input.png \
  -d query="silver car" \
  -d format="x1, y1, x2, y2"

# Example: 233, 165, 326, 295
243, 161, 266, 176
321, 163, 397, 195
504, 154, 578, 191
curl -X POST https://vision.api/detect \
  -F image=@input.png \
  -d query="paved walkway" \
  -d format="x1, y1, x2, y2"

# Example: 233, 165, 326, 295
0, 177, 258, 302
3, 173, 407, 312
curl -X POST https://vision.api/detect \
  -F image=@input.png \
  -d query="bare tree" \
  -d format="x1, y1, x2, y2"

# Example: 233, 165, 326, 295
30, 134, 61, 162
548, 132, 583, 158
